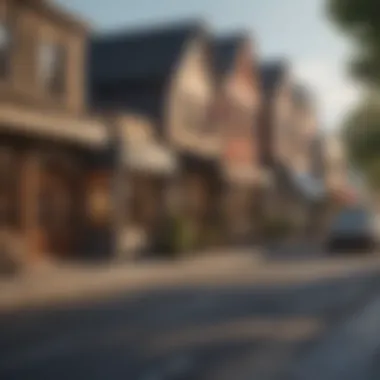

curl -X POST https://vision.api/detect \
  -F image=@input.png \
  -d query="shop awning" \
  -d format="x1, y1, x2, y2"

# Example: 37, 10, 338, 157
0, 103, 108, 149
123, 143, 177, 175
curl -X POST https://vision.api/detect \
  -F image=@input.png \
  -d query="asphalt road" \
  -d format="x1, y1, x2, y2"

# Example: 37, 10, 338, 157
0, 269, 380, 380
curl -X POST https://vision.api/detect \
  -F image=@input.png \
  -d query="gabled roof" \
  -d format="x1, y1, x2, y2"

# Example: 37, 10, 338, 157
89, 20, 205, 84
260, 60, 289, 98
212, 34, 247, 77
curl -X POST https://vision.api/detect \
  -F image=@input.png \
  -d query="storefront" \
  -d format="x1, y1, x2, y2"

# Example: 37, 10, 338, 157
111, 114, 178, 259
0, 104, 108, 263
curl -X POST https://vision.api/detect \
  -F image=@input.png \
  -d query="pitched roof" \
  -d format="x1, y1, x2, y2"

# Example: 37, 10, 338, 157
260, 60, 289, 97
212, 34, 246, 77
89, 20, 204, 84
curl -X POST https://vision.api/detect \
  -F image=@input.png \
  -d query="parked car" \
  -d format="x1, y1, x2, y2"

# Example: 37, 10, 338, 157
326, 207, 378, 253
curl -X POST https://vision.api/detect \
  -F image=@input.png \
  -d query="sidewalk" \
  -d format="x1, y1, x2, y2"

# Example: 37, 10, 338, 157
1, 249, 380, 313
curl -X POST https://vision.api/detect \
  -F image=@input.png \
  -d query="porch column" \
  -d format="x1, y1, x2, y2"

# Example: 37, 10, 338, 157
20, 151, 41, 262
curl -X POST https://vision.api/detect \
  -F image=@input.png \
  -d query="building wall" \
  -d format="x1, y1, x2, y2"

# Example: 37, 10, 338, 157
272, 77, 294, 165
0, 0, 86, 114
165, 35, 222, 248
258, 76, 318, 227
167, 35, 219, 157
216, 41, 261, 242
222, 40, 259, 174
289, 105, 318, 174
259, 74, 293, 168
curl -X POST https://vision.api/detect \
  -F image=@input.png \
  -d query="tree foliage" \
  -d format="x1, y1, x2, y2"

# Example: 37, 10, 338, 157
342, 97, 380, 188
328, 0, 380, 84
328, 0, 380, 188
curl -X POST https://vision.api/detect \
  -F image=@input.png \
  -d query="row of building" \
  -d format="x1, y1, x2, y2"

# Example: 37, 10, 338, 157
0, 0, 351, 263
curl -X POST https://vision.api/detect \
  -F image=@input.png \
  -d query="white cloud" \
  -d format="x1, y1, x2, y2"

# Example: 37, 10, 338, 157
293, 60, 362, 130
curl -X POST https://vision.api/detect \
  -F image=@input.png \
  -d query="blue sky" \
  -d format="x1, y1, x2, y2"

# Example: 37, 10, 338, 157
56, 0, 360, 130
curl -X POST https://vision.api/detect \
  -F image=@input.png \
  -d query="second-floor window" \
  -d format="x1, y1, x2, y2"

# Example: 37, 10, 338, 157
0, 21, 10, 78
38, 42, 66, 95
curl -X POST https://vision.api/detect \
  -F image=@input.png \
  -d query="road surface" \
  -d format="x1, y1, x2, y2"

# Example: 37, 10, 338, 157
0, 267, 380, 380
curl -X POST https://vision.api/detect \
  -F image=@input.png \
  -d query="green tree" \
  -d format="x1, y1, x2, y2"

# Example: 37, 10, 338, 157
328, 0, 380, 85
342, 96, 380, 189
328, 0, 380, 188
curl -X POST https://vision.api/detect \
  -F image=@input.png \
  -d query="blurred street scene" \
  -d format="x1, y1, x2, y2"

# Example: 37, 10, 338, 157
1, 250, 380, 380
1, 0, 380, 379
0, 0, 364, 270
